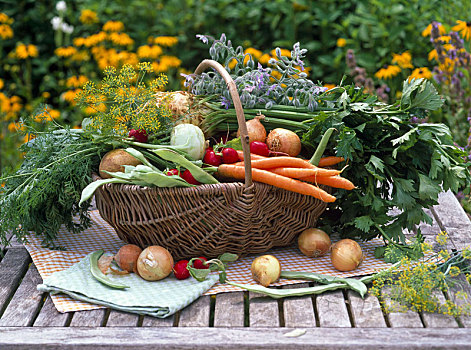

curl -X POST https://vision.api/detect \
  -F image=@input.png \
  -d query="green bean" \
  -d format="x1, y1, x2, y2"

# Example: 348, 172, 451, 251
309, 127, 335, 165
89, 250, 129, 289
152, 148, 219, 184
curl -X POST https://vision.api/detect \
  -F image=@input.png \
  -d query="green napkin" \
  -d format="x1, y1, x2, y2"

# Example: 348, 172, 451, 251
37, 252, 218, 318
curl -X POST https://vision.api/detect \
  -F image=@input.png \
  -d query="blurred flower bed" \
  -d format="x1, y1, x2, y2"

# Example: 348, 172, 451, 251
0, 1, 470, 210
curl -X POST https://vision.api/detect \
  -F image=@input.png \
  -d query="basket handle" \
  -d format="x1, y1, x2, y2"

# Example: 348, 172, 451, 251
194, 59, 253, 189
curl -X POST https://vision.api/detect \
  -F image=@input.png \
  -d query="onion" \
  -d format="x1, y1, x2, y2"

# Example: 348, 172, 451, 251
298, 228, 331, 258
251, 255, 281, 287
136, 246, 174, 281
114, 244, 142, 273
237, 114, 266, 143
330, 239, 363, 272
266, 128, 301, 157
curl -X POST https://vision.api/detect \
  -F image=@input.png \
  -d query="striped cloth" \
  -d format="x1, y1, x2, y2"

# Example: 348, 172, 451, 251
25, 210, 392, 313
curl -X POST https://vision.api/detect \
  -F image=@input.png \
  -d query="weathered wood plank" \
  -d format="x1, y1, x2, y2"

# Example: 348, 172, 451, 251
33, 295, 69, 327
282, 283, 316, 328
347, 291, 386, 328
105, 310, 139, 327
178, 295, 210, 327
0, 249, 31, 316
0, 264, 44, 326
69, 309, 107, 327
214, 292, 245, 327
421, 291, 459, 328
316, 290, 351, 327
249, 291, 279, 327
3, 327, 471, 349
381, 286, 423, 328
142, 314, 174, 327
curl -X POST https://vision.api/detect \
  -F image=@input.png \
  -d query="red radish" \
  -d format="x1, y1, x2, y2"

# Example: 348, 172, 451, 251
128, 129, 148, 143
203, 148, 222, 166
181, 170, 200, 185
222, 148, 240, 164
166, 168, 180, 176
250, 141, 270, 157
173, 260, 190, 280
193, 256, 208, 269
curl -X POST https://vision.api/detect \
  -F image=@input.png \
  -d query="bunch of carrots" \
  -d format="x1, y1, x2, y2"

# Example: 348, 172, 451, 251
216, 151, 355, 203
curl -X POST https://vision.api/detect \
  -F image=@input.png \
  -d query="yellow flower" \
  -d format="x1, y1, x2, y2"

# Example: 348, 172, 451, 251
103, 20, 124, 32
0, 24, 13, 39
324, 84, 336, 91
228, 58, 237, 70
438, 58, 455, 73
66, 75, 88, 88
436, 35, 451, 43
153, 36, 178, 47
0, 78, 3, 90
245, 47, 263, 60
34, 108, 60, 122
62, 89, 81, 105
108, 32, 134, 46
452, 20, 471, 41
71, 50, 89, 62
428, 49, 438, 62
73, 37, 87, 47
84, 103, 106, 115
0, 13, 13, 24
1, 95, 22, 120
7, 121, 19, 132
408, 67, 432, 81
336, 38, 347, 47
160, 55, 181, 68
42, 91, 50, 99
448, 266, 461, 277
422, 22, 446, 37
392, 51, 413, 69
374, 65, 401, 79
270, 48, 291, 57
137, 45, 162, 59
15, 44, 38, 59
84, 32, 107, 47
271, 70, 282, 80
55, 46, 77, 57
436, 231, 448, 245
80, 9, 99, 24
258, 53, 272, 65
463, 248, 471, 259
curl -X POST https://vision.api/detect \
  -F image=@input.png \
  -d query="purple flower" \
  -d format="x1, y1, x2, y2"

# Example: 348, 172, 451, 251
196, 34, 209, 44
220, 96, 231, 109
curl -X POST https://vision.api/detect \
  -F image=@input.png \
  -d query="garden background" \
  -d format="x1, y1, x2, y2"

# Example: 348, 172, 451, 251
1, 0, 470, 207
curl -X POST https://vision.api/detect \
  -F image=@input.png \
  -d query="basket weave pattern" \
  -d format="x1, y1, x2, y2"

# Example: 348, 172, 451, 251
94, 59, 328, 260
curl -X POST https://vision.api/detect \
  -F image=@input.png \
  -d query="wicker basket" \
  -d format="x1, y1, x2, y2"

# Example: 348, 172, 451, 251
94, 59, 328, 260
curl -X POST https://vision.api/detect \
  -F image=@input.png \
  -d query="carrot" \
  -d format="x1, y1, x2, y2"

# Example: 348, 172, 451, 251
269, 167, 341, 178
236, 150, 266, 161
318, 156, 345, 167
301, 175, 355, 190
244, 157, 318, 170
217, 164, 336, 203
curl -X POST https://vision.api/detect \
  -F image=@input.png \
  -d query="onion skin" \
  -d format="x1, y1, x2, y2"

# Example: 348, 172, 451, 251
266, 128, 301, 157
330, 239, 364, 272
251, 255, 281, 287
137, 246, 174, 281
238, 115, 266, 143
115, 244, 143, 273
298, 228, 331, 258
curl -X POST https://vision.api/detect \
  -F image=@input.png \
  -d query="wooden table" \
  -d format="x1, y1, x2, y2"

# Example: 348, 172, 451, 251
1, 190, 471, 349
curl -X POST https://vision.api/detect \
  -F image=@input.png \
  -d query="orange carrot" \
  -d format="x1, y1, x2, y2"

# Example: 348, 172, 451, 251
236, 150, 266, 161
245, 157, 318, 170
269, 167, 341, 178
217, 164, 336, 203
301, 175, 355, 190
318, 156, 345, 167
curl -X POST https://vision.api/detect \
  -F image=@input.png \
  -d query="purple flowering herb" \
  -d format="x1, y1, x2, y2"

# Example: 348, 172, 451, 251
220, 96, 231, 109
196, 34, 209, 44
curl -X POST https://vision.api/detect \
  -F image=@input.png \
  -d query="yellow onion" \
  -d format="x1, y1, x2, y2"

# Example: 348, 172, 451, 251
298, 228, 331, 258
114, 244, 142, 273
136, 246, 174, 281
237, 114, 266, 143
251, 255, 281, 287
330, 239, 363, 272
266, 128, 301, 157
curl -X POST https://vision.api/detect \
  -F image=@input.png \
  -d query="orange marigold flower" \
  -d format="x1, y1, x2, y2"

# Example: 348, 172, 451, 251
137, 45, 162, 59
245, 47, 263, 60
79, 9, 99, 24
66, 75, 89, 88
374, 65, 401, 79
258, 53, 271, 65
55, 46, 77, 57
0, 24, 13, 39
73, 37, 87, 46
108, 32, 134, 46
34, 108, 60, 122
392, 51, 413, 69
15, 44, 38, 59
153, 36, 178, 47
452, 20, 471, 41
428, 49, 438, 62
408, 67, 433, 81
323, 84, 336, 91
270, 48, 291, 57
103, 20, 124, 32
0, 78, 3, 90
336, 38, 347, 47
0, 13, 13, 24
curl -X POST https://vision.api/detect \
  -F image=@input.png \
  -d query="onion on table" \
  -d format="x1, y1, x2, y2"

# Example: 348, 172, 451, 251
331, 239, 364, 272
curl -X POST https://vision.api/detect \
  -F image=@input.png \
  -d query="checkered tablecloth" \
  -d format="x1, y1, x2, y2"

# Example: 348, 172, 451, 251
24, 210, 392, 313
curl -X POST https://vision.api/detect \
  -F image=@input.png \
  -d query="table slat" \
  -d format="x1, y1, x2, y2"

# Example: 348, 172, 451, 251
214, 292, 245, 327
316, 290, 351, 327
421, 292, 459, 328
0, 249, 31, 316
347, 292, 386, 328
0, 264, 44, 326
69, 309, 106, 327
33, 296, 69, 327
106, 310, 139, 326
178, 295, 210, 327
249, 292, 279, 327
282, 283, 316, 328
142, 314, 174, 327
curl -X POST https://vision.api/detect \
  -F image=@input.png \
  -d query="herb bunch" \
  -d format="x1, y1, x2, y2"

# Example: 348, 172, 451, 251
185, 34, 326, 111
76, 62, 172, 137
